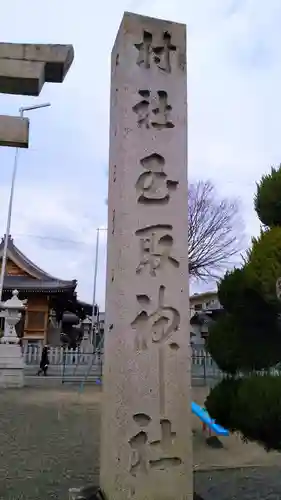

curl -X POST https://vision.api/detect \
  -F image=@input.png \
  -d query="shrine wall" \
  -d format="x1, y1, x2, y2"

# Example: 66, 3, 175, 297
24, 296, 49, 342
0, 259, 49, 342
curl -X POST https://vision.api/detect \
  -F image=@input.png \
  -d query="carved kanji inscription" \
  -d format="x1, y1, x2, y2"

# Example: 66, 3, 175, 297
129, 414, 182, 478
112, 209, 116, 234
131, 286, 180, 414
135, 224, 179, 276
135, 153, 178, 205
131, 285, 180, 351
135, 31, 176, 73
132, 90, 174, 130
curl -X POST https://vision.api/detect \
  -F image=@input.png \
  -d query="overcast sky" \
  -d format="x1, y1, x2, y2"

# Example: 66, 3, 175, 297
0, 0, 280, 309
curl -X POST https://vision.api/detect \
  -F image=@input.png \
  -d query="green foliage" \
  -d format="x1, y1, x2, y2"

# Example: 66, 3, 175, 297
206, 375, 281, 452
206, 163, 281, 451
207, 312, 281, 373
233, 375, 281, 451
217, 268, 250, 314
247, 227, 281, 306
206, 315, 245, 374
205, 377, 242, 432
255, 166, 281, 227
217, 266, 277, 320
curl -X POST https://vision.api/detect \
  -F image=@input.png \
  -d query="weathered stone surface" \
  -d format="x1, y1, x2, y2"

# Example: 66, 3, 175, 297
0, 344, 25, 387
100, 11, 191, 500
0, 42, 73, 147
0, 59, 45, 96
0, 114, 29, 148
0, 43, 74, 95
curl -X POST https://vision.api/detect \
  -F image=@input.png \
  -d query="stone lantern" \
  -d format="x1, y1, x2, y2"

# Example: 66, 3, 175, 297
82, 317, 91, 340
80, 317, 93, 353
0, 289, 26, 344
0, 289, 27, 388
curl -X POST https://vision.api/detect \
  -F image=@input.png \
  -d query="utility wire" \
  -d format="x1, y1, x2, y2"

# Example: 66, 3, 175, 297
12, 232, 108, 247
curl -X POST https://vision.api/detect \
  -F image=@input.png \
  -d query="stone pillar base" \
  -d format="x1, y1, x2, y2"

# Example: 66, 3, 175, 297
0, 344, 25, 388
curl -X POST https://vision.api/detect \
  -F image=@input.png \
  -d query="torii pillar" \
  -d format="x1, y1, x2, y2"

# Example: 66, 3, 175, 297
0, 43, 74, 147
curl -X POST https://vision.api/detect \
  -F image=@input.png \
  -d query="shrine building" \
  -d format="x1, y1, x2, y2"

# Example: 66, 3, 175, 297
0, 235, 91, 346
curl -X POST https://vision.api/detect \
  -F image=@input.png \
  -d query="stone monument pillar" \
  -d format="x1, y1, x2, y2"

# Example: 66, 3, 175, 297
100, 12, 192, 500
0, 289, 27, 388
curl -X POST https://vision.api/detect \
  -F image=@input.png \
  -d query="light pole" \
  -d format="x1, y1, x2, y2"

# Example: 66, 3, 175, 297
0, 102, 51, 302
90, 227, 107, 351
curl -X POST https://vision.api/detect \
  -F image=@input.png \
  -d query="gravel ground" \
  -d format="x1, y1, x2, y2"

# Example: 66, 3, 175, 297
1, 386, 281, 499
195, 467, 281, 500
0, 387, 100, 500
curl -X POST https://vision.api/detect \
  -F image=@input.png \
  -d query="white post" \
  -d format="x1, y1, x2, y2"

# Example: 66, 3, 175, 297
0, 147, 20, 302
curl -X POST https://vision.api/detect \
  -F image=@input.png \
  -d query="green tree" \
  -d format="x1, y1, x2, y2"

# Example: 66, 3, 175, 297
205, 164, 281, 451
254, 166, 281, 227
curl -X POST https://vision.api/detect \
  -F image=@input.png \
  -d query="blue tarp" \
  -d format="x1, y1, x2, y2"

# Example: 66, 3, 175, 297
191, 401, 229, 436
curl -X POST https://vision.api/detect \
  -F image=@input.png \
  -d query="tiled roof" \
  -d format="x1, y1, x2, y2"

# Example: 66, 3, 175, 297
0, 235, 77, 292
3, 275, 76, 292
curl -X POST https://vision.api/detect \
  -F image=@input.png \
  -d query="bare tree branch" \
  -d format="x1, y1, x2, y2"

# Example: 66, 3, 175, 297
188, 180, 243, 281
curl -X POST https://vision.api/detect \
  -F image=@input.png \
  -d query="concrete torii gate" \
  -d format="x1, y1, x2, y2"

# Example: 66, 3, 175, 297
0, 43, 74, 148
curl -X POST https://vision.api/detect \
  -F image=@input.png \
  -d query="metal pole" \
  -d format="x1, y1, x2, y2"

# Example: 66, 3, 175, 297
90, 228, 100, 350
0, 103, 51, 302
0, 109, 23, 302
203, 353, 206, 386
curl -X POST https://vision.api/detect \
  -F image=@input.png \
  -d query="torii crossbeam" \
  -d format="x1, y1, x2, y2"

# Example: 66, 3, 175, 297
0, 43, 74, 148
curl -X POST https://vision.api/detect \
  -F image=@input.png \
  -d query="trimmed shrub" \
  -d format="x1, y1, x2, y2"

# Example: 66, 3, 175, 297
205, 377, 242, 432
233, 375, 281, 451
206, 314, 244, 374
207, 312, 281, 373
206, 375, 281, 451
247, 227, 281, 307
206, 164, 281, 451
255, 166, 281, 227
